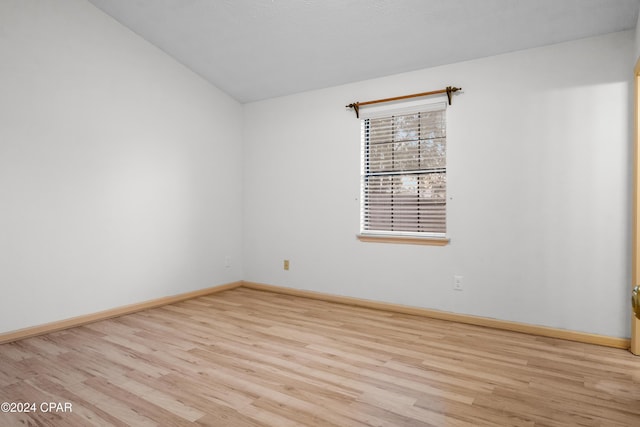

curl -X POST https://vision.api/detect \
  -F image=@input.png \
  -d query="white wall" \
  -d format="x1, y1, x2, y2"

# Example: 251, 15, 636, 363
0, 0, 243, 333
635, 11, 640, 61
244, 31, 634, 338
0, 1, 633, 340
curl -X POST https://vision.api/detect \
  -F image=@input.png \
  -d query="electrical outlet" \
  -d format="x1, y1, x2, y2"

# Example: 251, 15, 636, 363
224, 256, 231, 268
283, 259, 290, 270
453, 275, 463, 291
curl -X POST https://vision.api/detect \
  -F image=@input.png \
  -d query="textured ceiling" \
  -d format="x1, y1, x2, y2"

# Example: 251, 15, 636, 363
87, 0, 640, 103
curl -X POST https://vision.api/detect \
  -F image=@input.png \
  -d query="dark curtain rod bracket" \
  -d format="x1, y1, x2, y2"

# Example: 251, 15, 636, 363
346, 86, 462, 118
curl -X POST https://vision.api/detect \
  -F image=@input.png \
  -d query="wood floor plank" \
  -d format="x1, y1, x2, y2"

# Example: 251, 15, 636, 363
1, 287, 639, 426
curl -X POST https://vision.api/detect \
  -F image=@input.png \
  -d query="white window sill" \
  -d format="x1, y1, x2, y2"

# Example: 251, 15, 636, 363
356, 234, 450, 246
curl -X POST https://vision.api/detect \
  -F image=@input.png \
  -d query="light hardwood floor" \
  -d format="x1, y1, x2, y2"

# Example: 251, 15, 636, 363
1, 287, 640, 426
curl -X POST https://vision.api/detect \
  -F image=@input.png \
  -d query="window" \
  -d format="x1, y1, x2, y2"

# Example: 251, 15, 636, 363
360, 103, 447, 242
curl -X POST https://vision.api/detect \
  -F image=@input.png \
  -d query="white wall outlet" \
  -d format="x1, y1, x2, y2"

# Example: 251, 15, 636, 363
453, 275, 463, 291
224, 256, 231, 268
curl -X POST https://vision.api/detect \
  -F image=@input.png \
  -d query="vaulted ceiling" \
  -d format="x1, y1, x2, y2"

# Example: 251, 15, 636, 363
88, 0, 640, 103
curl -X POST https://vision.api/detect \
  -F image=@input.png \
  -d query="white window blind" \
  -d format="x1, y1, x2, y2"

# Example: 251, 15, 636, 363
360, 104, 446, 237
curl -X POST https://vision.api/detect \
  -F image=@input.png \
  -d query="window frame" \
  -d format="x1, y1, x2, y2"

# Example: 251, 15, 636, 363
357, 101, 450, 246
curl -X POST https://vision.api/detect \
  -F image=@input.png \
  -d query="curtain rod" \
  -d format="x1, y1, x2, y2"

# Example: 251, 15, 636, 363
346, 86, 461, 118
